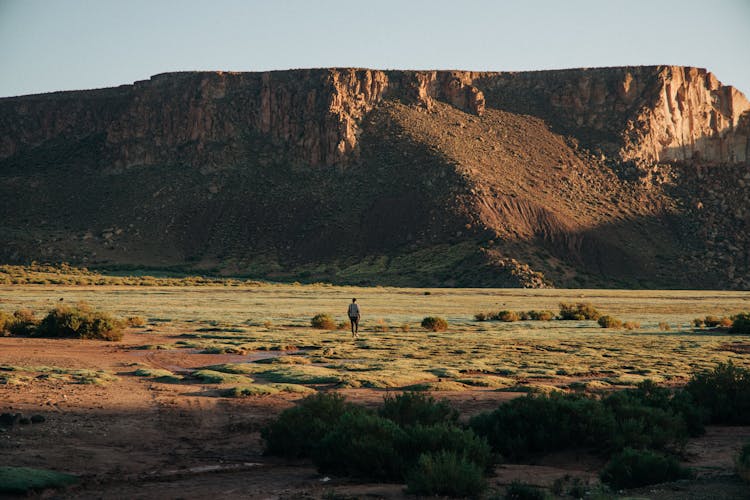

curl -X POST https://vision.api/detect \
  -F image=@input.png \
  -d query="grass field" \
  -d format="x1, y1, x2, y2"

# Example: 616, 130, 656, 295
2, 284, 749, 394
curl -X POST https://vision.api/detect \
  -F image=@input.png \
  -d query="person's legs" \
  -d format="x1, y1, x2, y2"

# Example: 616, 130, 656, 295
350, 316, 356, 335
354, 317, 359, 334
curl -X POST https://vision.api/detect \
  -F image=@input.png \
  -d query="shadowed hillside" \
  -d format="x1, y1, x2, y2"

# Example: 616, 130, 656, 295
1, 67, 748, 288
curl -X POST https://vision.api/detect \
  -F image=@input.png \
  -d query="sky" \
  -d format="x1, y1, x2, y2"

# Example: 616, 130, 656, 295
1, 0, 749, 98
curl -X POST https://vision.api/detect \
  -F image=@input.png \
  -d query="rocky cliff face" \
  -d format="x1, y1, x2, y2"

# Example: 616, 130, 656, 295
1, 66, 748, 288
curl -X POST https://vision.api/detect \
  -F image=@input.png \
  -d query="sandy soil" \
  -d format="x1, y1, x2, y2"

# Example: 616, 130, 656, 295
1, 335, 748, 499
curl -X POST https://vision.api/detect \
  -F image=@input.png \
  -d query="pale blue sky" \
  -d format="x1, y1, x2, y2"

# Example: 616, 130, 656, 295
1, 0, 748, 98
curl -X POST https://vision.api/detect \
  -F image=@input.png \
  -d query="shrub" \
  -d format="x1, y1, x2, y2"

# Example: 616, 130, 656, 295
731, 313, 750, 334
684, 362, 750, 424
474, 312, 489, 321
703, 315, 721, 327
692, 318, 705, 328
559, 302, 601, 320
379, 392, 458, 427
406, 451, 487, 497
720, 317, 733, 327
737, 442, 750, 483
504, 481, 547, 500
658, 322, 671, 331
0, 311, 12, 335
421, 316, 447, 332
470, 393, 614, 460
495, 310, 520, 322
623, 321, 640, 330
311, 313, 336, 330
313, 411, 406, 481
598, 316, 623, 328
125, 316, 146, 327
35, 305, 123, 341
600, 448, 691, 489
527, 310, 555, 321
6, 309, 37, 336
262, 392, 354, 458
398, 423, 492, 472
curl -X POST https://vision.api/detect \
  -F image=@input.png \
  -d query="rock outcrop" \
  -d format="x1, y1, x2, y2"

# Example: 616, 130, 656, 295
1, 66, 748, 288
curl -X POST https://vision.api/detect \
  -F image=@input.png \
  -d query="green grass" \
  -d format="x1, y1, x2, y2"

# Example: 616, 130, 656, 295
0, 466, 77, 494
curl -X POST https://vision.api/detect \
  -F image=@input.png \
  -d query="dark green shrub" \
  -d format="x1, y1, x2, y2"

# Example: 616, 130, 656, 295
421, 316, 447, 332
737, 442, 750, 482
731, 313, 750, 334
379, 392, 458, 427
397, 423, 493, 472
526, 310, 555, 321
470, 393, 614, 460
474, 312, 489, 321
406, 451, 487, 497
504, 480, 547, 500
559, 302, 601, 320
313, 411, 406, 481
262, 392, 354, 458
35, 305, 122, 341
495, 310, 520, 322
692, 318, 705, 327
311, 313, 336, 330
598, 315, 623, 328
685, 362, 750, 424
600, 448, 691, 489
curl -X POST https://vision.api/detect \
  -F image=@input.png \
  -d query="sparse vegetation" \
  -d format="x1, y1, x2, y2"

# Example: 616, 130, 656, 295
311, 313, 336, 330
421, 316, 448, 332
623, 320, 640, 330
504, 481, 547, 500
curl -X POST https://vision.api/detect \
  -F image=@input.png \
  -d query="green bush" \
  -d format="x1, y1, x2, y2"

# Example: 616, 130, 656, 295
504, 480, 547, 500
398, 423, 493, 472
559, 302, 601, 320
470, 393, 614, 460
421, 316, 448, 332
685, 362, 750, 424
313, 411, 406, 481
495, 310, 520, 322
600, 448, 691, 489
598, 315, 623, 328
406, 451, 487, 497
737, 442, 750, 483
262, 392, 354, 458
379, 392, 458, 427
731, 313, 750, 334
34, 304, 122, 341
311, 313, 336, 330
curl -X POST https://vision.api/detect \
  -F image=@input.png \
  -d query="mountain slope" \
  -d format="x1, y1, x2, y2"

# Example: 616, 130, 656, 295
1, 67, 748, 288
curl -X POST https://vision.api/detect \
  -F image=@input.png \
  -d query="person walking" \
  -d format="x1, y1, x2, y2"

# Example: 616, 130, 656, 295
347, 298, 361, 338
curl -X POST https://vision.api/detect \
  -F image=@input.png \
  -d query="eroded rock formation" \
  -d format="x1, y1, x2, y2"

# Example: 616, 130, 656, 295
1, 66, 748, 288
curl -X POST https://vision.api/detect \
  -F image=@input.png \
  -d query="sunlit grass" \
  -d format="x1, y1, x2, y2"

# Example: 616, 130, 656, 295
1, 284, 749, 393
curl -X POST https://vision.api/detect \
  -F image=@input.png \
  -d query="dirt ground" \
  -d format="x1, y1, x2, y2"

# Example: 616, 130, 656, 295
1, 334, 749, 499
